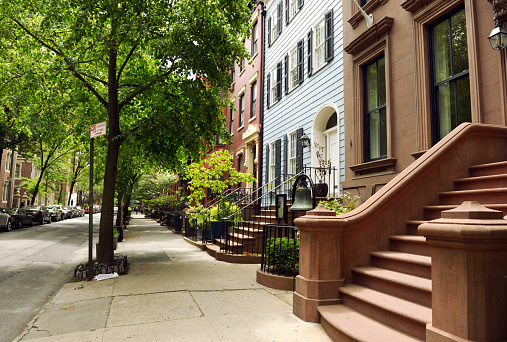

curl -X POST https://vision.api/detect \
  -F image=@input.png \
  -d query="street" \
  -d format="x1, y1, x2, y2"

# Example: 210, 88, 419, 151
0, 214, 99, 342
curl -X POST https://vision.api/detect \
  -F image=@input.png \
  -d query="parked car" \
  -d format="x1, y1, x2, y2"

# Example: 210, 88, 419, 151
93, 205, 101, 213
84, 206, 96, 214
75, 206, 83, 217
25, 205, 51, 225
63, 207, 73, 219
3, 207, 34, 229
0, 208, 12, 232
47, 206, 60, 222
51, 205, 65, 221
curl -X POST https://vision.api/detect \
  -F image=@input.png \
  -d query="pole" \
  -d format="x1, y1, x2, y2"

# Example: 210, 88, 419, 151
88, 138, 94, 281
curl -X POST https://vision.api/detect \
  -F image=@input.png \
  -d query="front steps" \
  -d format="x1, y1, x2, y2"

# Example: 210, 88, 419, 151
318, 160, 507, 341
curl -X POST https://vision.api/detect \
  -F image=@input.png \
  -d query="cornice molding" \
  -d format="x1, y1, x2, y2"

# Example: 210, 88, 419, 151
348, 0, 389, 29
345, 16, 394, 55
401, 0, 432, 13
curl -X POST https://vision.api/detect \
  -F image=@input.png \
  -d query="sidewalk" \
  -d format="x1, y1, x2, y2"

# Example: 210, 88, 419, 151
15, 215, 331, 342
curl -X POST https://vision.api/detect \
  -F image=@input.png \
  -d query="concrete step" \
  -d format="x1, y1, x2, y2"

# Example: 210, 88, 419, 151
405, 220, 426, 236
454, 174, 507, 191
438, 188, 507, 205
318, 304, 424, 342
352, 266, 432, 307
370, 251, 431, 279
468, 161, 507, 177
389, 235, 429, 257
423, 203, 507, 220
339, 284, 431, 340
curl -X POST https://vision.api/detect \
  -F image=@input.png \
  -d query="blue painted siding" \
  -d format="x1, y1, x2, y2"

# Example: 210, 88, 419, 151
262, 0, 345, 190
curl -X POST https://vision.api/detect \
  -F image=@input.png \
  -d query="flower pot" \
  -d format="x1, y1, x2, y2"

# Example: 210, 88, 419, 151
210, 221, 226, 242
315, 183, 328, 197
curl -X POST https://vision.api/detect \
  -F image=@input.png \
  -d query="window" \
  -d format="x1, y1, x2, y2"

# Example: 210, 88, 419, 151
288, 131, 297, 175
239, 94, 245, 127
269, 141, 276, 182
288, 41, 304, 91
268, 62, 282, 106
251, 81, 257, 118
287, 0, 303, 23
237, 154, 244, 188
231, 64, 235, 82
2, 182, 8, 202
428, 7, 470, 144
312, 10, 334, 73
230, 107, 234, 134
361, 0, 370, 5
252, 21, 258, 56
268, 1, 283, 46
15, 164, 20, 178
363, 55, 387, 161
5, 152, 12, 172
240, 42, 246, 72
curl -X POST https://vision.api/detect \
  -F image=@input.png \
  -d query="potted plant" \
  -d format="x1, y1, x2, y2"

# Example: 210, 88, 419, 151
314, 142, 331, 197
188, 205, 211, 241
209, 200, 242, 241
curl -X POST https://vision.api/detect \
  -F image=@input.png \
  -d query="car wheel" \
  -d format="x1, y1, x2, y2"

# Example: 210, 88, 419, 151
39, 217, 44, 225
29, 219, 33, 227
15, 221, 22, 229
4, 220, 12, 232
47, 217, 52, 224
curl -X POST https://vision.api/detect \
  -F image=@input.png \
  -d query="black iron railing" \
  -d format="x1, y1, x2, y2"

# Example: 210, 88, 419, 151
166, 212, 183, 232
260, 224, 299, 279
303, 165, 339, 197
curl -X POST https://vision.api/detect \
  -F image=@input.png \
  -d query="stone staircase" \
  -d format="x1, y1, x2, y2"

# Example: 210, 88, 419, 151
317, 160, 507, 341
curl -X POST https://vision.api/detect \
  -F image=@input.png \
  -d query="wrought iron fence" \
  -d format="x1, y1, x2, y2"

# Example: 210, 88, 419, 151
303, 165, 339, 198
260, 224, 299, 279
166, 212, 183, 232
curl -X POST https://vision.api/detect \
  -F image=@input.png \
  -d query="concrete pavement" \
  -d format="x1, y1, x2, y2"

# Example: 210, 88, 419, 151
15, 215, 331, 342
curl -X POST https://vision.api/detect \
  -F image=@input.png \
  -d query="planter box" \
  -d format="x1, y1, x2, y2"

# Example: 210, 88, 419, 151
210, 221, 226, 242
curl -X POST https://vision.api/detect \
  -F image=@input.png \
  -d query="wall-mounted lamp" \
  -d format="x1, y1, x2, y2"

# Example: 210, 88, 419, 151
489, 21, 507, 50
300, 134, 310, 149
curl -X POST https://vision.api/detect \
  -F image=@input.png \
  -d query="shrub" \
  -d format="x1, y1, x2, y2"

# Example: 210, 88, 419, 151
265, 236, 300, 273
318, 191, 361, 215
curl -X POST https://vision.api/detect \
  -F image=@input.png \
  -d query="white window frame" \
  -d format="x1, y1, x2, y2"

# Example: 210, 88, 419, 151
314, 18, 326, 71
289, 0, 299, 22
289, 44, 298, 91
270, 66, 277, 106
269, 141, 277, 182
271, 7, 279, 43
288, 130, 298, 175
251, 81, 257, 119
5, 152, 12, 172
2, 182, 8, 202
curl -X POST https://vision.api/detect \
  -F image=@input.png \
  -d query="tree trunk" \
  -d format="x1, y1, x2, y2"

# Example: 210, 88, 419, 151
68, 180, 76, 206
31, 170, 45, 205
97, 46, 120, 263
116, 192, 123, 227
123, 193, 132, 225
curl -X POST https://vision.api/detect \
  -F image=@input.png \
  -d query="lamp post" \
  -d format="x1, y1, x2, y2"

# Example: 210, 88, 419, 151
300, 134, 310, 149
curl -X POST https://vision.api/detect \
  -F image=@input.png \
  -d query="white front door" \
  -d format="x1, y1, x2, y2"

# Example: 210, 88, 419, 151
324, 128, 339, 196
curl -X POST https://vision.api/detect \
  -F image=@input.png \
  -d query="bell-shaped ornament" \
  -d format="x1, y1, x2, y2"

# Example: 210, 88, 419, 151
289, 186, 314, 211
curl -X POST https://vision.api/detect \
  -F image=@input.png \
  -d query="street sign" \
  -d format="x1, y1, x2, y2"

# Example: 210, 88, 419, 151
90, 121, 107, 138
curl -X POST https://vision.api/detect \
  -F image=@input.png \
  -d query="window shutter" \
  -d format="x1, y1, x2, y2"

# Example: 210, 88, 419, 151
276, 61, 282, 101
266, 73, 271, 107
275, 139, 282, 186
265, 144, 270, 184
268, 17, 271, 47
284, 53, 288, 94
298, 0, 304, 9
296, 128, 303, 173
297, 39, 304, 85
307, 30, 313, 76
285, 0, 289, 24
277, 1, 283, 34
283, 134, 288, 176
325, 9, 334, 62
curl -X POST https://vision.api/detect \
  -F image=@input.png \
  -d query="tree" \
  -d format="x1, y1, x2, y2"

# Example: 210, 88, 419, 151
184, 149, 256, 205
2, 0, 251, 262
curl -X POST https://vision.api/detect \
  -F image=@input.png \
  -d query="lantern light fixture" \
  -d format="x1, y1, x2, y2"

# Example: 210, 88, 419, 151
489, 20, 507, 51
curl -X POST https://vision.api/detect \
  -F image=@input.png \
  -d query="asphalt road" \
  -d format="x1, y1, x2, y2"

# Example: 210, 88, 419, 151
0, 213, 100, 342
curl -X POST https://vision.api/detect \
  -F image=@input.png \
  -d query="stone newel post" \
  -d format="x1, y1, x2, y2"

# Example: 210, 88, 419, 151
419, 201, 507, 342
293, 206, 343, 322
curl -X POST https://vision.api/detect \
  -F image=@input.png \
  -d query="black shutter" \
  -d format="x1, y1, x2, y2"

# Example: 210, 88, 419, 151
284, 53, 288, 94
275, 139, 281, 186
298, 0, 304, 9
277, 1, 283, 34
283, 134, 288, 176
297, 39, 304, 85
268, 17, 271, 47
285, 0, 289, 24
266, 73, 271, 107
265, 144, 270, 184
307, 30, 313, 76
276, 61, 282, 101
325, 9, 334, 62
296, 128, 303, 173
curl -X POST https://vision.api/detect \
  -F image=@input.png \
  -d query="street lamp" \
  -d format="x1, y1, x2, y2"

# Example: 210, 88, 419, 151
489, 21, 507, 50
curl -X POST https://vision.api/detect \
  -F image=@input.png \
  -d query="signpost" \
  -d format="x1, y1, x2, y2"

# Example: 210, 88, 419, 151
88, 121, 106, 280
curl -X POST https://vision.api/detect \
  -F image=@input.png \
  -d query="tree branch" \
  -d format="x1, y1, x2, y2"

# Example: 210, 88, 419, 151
79, 71, 108, 86
116, 44, 138, 88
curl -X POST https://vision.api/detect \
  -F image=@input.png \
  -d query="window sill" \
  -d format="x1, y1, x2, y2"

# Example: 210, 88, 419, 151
288, 83, 301, 93
237, 125, 244, 132
249, 116, 257, 123
312, 62, 328, 76
250, 52, 258, 62
239, 68, 246, 77
350, 157, 396, 178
